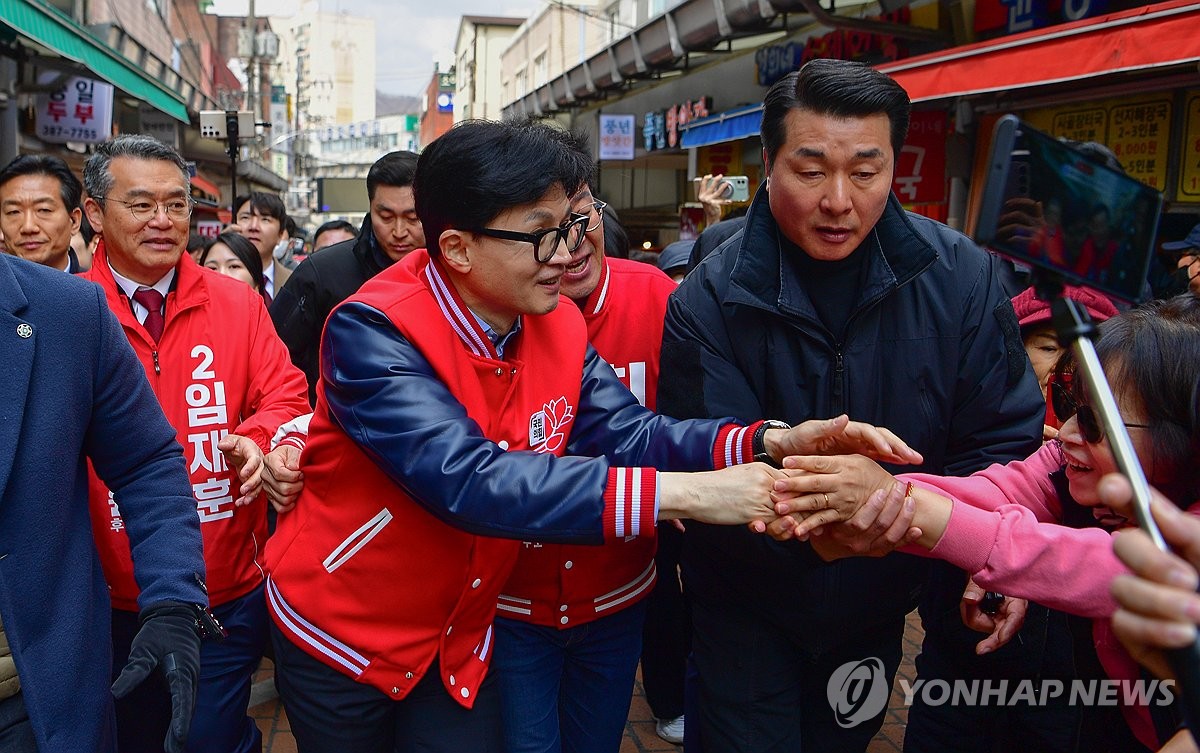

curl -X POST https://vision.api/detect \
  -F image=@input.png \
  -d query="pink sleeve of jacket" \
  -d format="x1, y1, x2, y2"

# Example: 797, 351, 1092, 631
896, 442, 1121, 618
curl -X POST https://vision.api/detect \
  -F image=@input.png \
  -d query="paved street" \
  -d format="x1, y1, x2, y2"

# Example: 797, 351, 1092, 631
253, 611, 923, 752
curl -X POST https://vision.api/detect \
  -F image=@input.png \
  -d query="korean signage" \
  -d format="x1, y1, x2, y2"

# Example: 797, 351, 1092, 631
893, 110, 947, 204
139, 106, 179, 149
975, 0, 1110, 35
697, 142, 743, 182
755, 9, 910, 88
599, 114, 636, 160
1180, 92, 1200, 200
35, 74, 113, 144
644, 97, 712, 151
1026, 94, 1171, 191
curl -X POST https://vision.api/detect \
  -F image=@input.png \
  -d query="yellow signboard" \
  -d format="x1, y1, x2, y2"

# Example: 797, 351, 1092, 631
1024, 93, 1172, 191
1180, 92, 1200, 200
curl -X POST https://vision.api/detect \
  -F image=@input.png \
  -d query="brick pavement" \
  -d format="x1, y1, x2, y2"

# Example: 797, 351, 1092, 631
255, 611, 924, 752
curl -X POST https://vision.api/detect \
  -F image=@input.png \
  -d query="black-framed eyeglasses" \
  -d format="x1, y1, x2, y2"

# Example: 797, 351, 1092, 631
584, 200, 607, 232
474, 213, 589, 264
1050, 378, 1151, 444
97, 196, 193, 222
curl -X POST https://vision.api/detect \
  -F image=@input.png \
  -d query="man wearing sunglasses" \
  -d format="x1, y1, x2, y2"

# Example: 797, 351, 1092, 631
261, 118, 922, 752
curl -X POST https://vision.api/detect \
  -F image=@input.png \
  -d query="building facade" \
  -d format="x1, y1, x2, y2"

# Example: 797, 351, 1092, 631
454, 15, 524, 122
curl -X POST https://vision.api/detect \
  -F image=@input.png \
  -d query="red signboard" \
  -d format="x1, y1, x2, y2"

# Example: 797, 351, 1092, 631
893, 111, 948, 204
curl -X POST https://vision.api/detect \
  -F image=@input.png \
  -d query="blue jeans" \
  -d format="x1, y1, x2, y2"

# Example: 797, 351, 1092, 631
493, 601, 647, 753
113, 583, 267, 753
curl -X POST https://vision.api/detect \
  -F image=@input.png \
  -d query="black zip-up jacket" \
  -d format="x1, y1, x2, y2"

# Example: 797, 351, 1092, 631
270, 217, 389, 405
658, 190, 1044, 657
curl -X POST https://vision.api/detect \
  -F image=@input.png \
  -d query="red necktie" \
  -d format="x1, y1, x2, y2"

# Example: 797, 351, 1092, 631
132, 288, 165, 343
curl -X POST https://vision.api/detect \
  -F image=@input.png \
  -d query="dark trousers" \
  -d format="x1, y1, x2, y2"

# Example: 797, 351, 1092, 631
640, 523, 689, 721
0, 692, 38, 753
689, 590, 903, 753
271, 622, 502, 753
112, 583, 268, 753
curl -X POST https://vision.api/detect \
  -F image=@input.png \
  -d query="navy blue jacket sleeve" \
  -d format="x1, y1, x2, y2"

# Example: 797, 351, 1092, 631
566, 344, 728, 472
83, 287, 208, 609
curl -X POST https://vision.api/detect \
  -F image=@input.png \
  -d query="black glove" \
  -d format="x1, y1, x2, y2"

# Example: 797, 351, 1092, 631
111, 603, 205, 753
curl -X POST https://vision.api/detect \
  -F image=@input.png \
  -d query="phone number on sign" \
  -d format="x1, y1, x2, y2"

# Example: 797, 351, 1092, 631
39, 126, 100, 140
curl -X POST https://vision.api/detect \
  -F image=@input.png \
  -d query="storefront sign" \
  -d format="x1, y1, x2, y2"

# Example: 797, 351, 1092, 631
1026, 94, 1172, 192
1050, 108, 1106, 143
196, 221, 223, 239
975, 0, 1109, 34
644, 97, 712, 151
893, 111, 947, 204
1108, 99, 1171, 191
139, 106, 179, 149
697, 142, 743, 181
35, 74, 113, 144
599, 114, 636, 160
1180, 92, 1200, 200
756, 10, 910, 87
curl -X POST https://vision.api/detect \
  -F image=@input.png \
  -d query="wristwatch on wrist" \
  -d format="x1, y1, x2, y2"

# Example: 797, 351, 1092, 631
752, 420, 791, 467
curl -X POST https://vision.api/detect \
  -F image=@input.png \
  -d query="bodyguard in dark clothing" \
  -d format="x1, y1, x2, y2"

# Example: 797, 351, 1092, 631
658, 59, 1046, 752
270, 151, 422, 405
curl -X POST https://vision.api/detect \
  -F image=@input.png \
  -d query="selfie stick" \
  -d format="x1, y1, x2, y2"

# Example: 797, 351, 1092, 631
1039, 276, 1200, 744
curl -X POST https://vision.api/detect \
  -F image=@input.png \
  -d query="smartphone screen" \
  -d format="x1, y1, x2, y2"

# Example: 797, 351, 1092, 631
974, 115, 1161, 304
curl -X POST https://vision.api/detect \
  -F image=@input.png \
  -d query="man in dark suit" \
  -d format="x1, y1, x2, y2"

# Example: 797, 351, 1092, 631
0, 251, 211, 752
0, 154, 86, 273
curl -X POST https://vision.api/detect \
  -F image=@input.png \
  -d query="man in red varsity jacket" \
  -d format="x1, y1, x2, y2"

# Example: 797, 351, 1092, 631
81, 136, 310, 753
490, 127, 690, 752
262, 119, 921, 753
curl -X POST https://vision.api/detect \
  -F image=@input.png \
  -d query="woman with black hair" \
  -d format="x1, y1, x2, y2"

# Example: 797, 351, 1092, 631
200, 231, 267, 302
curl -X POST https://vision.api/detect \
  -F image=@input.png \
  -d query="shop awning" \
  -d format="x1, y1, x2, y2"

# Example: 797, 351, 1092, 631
1, 1, 190, 122
680, 104, 764, 149
878, 0, 1200, 104
190, 173, 222, 200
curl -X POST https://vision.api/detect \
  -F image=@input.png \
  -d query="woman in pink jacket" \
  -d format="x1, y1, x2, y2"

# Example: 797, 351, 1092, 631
771, 294, 1200, 752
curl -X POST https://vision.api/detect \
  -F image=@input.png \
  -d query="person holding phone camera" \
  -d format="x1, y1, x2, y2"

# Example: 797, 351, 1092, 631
658, 58, 1047, 752
768, 294, 1200, 752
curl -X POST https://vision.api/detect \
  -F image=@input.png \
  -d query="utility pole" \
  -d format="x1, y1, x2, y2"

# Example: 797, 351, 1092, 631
246, 0, 257, 121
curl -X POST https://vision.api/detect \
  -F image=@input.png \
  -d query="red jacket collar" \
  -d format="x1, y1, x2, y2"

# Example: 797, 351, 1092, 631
579, 255, 612, 317
89, 239, 210, 317
414, 251, 504, 361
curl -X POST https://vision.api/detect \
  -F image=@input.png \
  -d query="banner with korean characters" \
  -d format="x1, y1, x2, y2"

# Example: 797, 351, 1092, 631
893, 110, 948, 205
1180, 91, 1200, 201
35, 74, 113, 145
1025, 93, 1171, 192
599, 114, 637, 160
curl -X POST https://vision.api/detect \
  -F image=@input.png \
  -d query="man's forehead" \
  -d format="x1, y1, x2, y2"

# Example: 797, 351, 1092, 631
0, 175, 64, 201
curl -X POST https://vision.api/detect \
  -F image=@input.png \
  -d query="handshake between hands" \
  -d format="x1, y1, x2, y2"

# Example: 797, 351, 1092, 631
660, 415, 924, 560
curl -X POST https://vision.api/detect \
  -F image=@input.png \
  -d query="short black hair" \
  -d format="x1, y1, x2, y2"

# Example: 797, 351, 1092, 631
235, 191, 287, 224
367, 151, 419, 201
537, 123, 597, 194
602, 204, 629, 258
201, 231, 265, 291
0, 154, 83, 212
760, 59, 910, 165
413, 119, 593, 257
313, 219, 358, 248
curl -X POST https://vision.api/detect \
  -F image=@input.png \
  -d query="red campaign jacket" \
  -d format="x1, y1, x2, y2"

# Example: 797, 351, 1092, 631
83, 245, 310, 610
264, 251, 752, 707
498, 258, 678, 628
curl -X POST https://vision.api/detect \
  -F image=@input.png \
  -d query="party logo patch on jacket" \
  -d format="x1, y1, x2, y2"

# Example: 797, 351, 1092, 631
530, 397, 574, 453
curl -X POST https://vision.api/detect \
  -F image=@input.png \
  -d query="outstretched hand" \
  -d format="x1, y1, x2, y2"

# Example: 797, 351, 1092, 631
218, 434, 264, 506
767, 454, 898, 539
659, 462, 794, 531
769, 415, 923, 466
263, 444, 304, 513
961, 579, 1027, 655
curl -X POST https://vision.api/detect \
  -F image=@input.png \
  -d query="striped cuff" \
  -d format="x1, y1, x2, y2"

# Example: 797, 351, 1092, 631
713, 422, 758, 469
603, 467, 658, 541
278, 432, 307, 452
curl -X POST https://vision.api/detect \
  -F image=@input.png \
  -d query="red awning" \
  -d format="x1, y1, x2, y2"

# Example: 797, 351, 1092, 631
191, 173, 222, 200
878, 0, 1200, 103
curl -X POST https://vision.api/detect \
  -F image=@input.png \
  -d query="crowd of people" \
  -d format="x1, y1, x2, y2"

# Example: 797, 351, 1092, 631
0, 57, 1198, 753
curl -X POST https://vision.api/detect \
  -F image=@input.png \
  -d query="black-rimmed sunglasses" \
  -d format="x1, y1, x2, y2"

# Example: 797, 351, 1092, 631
475, 214, 590, 263
1050, 378, 1151, 444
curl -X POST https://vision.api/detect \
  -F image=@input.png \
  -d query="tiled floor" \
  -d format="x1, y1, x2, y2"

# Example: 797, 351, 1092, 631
254, 611, 924, 752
